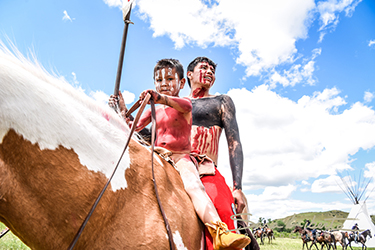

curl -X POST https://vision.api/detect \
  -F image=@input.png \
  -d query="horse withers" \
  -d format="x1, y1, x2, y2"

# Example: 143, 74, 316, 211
0, 42, 203, 249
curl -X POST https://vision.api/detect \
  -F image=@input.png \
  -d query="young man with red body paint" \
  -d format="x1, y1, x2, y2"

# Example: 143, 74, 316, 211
109, 59, 250, 250
186, 57, 251, 250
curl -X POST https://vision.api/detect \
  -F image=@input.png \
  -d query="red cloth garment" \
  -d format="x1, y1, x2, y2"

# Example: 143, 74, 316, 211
201, 168, 236, 250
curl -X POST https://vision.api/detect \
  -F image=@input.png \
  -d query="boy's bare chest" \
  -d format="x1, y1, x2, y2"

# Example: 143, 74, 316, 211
156, 107, 191, 128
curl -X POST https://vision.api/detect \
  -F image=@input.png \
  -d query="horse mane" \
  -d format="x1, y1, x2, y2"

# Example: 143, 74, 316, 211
0, 39, 143, 191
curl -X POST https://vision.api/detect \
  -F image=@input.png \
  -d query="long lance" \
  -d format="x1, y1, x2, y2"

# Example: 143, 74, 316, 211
113, 3, 133, 110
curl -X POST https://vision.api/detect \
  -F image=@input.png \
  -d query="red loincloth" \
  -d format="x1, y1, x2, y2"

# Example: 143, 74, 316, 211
201, 168, 236, 250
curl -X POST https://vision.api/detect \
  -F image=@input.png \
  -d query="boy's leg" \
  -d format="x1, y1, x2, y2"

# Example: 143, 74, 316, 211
175, 156, 221, 224
201, 169, 236, 250
176, 157, 250, 250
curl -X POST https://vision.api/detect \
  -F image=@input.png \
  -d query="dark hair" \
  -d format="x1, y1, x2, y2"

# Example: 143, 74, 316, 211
186, 56, 217, 87
154, 58, 184, 80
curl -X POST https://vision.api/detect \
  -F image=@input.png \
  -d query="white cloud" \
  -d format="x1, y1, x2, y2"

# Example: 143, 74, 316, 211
364, 91, 374, 103
90, 89, 135, 106
260, 185, 296, 201
369, 40, 375, 47
62, 10, 74, 22
103, 0, 122, 8
90, 90, 110, 106
134, 0, 315, 78
121, 90, 136, 104
269, 48, 321, 88
246, 193, 351, 221
311, 175, 343, 193
316, 0, 362, 32
99, 0, 361, 85
217, 86, 375, 193
364, 161, 375, 178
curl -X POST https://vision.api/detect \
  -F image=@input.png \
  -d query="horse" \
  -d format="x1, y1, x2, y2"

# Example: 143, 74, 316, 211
0, 41, 203, 249
346, 229, 372, 250
331, 231, 347, 250
263, 227, 275, 244
253, 228, 264, 245
310, 230, 336, 250
293, 225, 314, 250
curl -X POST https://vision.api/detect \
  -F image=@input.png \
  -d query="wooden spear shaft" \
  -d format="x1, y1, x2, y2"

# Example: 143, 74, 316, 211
113, 4, 133, 96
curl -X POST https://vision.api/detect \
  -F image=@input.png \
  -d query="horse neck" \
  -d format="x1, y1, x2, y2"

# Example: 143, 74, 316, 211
0, 129, 122, 249
0, 62, 133, 248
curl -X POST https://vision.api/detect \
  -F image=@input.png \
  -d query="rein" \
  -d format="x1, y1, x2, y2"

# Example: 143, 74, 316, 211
68, 94, 175, 249
149, 98, 176, 250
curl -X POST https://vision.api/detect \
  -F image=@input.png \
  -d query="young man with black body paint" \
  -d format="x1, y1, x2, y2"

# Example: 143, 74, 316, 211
187, 56, 254, 250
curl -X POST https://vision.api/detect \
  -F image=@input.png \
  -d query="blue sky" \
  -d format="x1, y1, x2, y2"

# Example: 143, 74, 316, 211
1, 0, 375, 223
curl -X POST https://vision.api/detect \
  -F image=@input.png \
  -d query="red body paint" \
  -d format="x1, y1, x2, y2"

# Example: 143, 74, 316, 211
191, 126, 221, 159
192, 87, 206, 98
136, 99, 192, 154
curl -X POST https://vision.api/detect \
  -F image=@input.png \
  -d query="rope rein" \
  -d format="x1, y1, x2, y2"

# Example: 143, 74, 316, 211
150, 99, 176, 250
68, 94, 175, 249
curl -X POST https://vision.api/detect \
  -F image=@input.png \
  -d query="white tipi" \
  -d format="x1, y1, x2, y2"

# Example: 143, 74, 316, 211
342, 201, 375, 247
339, 174, 375, 247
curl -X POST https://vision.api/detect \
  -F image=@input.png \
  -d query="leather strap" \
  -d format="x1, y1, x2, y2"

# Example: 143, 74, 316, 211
149, 99, 176, 250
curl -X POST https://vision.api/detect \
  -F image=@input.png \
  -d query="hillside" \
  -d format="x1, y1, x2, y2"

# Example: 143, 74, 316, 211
266, 210, 375, 231
267, 210, 349, 231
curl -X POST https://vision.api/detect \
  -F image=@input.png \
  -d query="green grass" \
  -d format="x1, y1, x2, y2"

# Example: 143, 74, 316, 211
2, 221, 375, 250
255, 237, 375, 250
0, 223, 30, 250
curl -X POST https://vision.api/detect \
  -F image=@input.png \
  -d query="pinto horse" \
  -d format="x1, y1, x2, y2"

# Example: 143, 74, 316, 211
263, 228, 275, 244
0, 42, 203, 249
253, 228, 264, 245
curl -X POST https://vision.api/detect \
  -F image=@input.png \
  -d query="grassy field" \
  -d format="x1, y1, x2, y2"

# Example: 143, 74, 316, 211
1, 222, 375, 250
0, 223, 29, 250
256, 237, 375, 250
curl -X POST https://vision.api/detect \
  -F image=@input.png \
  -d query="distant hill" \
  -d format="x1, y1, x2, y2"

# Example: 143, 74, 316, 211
267, 210, 349, 231
266, 210, 375, 231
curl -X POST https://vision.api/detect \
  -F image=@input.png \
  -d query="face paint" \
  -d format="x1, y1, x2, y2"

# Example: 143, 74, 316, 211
154, 67, 181, 97
194, 62, 215, 88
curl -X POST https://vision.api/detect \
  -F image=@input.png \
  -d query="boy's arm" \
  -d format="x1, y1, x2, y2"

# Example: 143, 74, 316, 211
221, 95, 245, 213
140, 89, 192, 113
133, 109, 152, 132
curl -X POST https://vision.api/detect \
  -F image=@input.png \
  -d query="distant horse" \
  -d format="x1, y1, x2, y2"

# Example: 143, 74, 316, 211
346, 229, 372, 250
293, 225, 314, 250
0, 42, 203, 249
310, 230, 336, 250
331, 231, 347, 250
264, 227, 275, 244
253, 228, 264, 245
